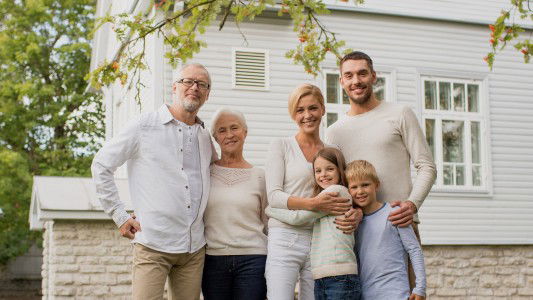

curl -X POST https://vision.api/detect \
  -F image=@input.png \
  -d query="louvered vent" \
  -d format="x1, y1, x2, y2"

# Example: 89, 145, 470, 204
233, 49, 269, 90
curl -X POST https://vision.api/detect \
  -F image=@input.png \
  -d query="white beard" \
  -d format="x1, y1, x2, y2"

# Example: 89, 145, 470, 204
181, 98, 199, 112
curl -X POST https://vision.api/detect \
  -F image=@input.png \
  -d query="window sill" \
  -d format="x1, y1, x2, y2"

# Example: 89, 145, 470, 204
428, 187, 492, 198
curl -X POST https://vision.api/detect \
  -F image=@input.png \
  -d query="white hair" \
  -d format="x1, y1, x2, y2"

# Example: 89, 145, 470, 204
210, 108, 248, 137
178, 63, 211, 86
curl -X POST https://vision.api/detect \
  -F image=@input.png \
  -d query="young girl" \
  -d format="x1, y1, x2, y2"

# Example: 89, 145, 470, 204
266, 147, 361, 300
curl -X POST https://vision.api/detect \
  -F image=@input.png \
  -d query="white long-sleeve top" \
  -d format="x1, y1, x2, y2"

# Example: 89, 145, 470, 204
326, 102, 436, 222
265, 136, 326, 230
91, 105, 216, 254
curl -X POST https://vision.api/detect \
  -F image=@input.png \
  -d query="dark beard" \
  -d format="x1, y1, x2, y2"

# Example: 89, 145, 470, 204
349, 85, 373, 105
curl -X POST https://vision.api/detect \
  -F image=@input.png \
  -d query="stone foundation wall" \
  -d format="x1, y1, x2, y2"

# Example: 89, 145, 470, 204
424, 245, 533, 299
42, 220, 132, 300
42, 220, 533, 299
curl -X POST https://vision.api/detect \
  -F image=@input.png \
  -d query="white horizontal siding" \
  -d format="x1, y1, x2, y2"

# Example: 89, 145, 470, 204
95, 3, 533, 245
325, 0, 533, 27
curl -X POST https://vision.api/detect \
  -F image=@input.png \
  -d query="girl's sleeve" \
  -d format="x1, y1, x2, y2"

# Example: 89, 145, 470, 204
398, 225, 426, 297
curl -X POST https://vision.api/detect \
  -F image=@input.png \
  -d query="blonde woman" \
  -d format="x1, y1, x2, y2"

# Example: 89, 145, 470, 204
265, 84, 359, 300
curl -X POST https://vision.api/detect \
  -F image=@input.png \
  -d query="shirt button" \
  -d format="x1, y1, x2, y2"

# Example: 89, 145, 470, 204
179, 129, 182, 132
185, 186, 188, 189
180, 148, 183, 152
187, 205, 190, 208
181, 167, 184, 171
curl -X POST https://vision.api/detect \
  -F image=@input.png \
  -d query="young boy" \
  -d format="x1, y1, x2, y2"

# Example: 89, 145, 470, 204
346, 160, 426, 300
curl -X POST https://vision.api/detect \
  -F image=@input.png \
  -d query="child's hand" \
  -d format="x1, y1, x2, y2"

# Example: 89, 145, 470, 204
408, 293, 425, 300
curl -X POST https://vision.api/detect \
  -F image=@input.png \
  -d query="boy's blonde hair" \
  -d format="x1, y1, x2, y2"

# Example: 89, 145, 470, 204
345, 160, 380, 186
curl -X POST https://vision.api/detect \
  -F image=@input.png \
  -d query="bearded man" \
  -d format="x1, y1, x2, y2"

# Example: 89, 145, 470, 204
325, 51, 436, 289
92, 63, 216, 300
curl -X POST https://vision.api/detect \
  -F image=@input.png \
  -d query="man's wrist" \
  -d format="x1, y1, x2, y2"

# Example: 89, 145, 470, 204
406, 200, 418, 213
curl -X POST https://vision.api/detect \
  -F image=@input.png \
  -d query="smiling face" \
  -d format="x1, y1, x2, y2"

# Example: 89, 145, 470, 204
213, 113, 247, 155
348, 177, 380, 214
294, 94, 325, 135
339, 59, 377, 105
172, 65, 211, 113
314, 156, 341, 190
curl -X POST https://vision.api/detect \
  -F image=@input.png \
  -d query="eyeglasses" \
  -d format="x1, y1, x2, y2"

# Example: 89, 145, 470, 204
178, 78, 210, 90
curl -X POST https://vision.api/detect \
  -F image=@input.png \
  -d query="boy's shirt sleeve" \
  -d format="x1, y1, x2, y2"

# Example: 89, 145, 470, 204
397, 225, 426, 297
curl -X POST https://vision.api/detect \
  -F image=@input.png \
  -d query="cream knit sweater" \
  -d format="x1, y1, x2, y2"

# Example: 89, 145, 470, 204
203, 164, 268, 255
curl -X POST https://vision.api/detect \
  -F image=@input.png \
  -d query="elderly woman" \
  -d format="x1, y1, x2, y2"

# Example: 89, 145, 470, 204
265, 83, 358, 300
201, 108, 268, 300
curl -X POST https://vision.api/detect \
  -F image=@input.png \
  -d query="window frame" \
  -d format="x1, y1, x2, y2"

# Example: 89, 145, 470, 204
420, 74, 492, 194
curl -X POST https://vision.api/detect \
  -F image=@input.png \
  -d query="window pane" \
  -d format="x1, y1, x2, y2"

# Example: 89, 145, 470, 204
342, 89, 349, 104
442, 120, 464, 163
472, 165, 482, 186
453, 83, 465, 112
439, 82, 451, 110
468, 84, 479, 112
443, 164, 454, 185
424, 81, 437, 109
425, 119, 435, 158
374, 77, 386, 101
326, 74, 338, 104
456, 165, 465, 186
327, 113, 338, 127
471, 121, 480, 164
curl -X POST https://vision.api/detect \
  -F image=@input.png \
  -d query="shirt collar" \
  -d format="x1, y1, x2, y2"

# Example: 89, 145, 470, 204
158, 104, 205, 128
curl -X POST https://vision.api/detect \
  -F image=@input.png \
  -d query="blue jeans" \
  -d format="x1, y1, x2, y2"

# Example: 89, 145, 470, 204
314, 274, 362, 300
201, 254, 267, 300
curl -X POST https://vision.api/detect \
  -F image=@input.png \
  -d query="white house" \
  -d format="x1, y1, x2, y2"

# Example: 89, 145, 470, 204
31, 0, 533, 298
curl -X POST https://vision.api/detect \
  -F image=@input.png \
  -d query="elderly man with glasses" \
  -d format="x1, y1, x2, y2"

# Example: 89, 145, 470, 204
92, 63, 217, 300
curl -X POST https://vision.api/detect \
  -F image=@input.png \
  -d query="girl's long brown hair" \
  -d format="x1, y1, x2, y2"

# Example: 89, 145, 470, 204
312, 147, 348, 197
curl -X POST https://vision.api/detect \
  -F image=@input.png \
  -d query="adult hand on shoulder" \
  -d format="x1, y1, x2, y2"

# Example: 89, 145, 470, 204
388, 200, 416, 227
409, 293, 425, 300
334, 207, 363, 234
119, 215, 141, 239
313, 192, 352, 215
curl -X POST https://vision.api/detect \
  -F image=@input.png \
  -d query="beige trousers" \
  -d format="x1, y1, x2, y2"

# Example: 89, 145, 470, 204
132, 243, 205, 300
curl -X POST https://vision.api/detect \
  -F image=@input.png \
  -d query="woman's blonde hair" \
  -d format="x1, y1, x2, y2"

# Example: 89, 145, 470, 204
288, 84, 325, 120
312, 147, 348, 197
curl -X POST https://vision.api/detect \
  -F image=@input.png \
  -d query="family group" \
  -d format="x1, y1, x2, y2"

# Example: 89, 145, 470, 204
91, 51, 437, 300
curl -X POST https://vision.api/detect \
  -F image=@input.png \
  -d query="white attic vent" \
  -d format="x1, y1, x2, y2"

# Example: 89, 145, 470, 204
232, 48, 269, 90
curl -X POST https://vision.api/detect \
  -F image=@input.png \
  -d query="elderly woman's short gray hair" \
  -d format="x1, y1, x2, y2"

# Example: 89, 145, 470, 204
210, 108, 248, 137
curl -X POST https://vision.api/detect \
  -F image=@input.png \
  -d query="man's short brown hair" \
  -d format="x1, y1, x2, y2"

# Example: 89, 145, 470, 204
345, 160, 380, 186
339, 51, 374, 73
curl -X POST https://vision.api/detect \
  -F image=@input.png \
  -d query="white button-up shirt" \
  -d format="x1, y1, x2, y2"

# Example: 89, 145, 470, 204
91, 105, 216, 253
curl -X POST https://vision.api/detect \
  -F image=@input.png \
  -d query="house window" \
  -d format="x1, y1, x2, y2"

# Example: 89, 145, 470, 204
422, 77, 486, 190
232, 48, 269, 90
324, 72, 390, 127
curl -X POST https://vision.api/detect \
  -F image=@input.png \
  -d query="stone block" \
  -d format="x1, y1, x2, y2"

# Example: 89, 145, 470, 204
90, 273, 117, 285
480, 274, 500, 288
109, 285, 131, 295
77, 256, 100, 264
54, 286, 76, 296
436, 287, 467, 296
117, 273, 132, 284
73, 273, 91, 284
55, 264, 79, 273
55, 273, 74, 284
107, 264, 131, 273
79, 264, 106, 273
493, 287, 516, 296
502, 274, 525, 288
518, 288, 533, 296
471, 258, 498, 267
